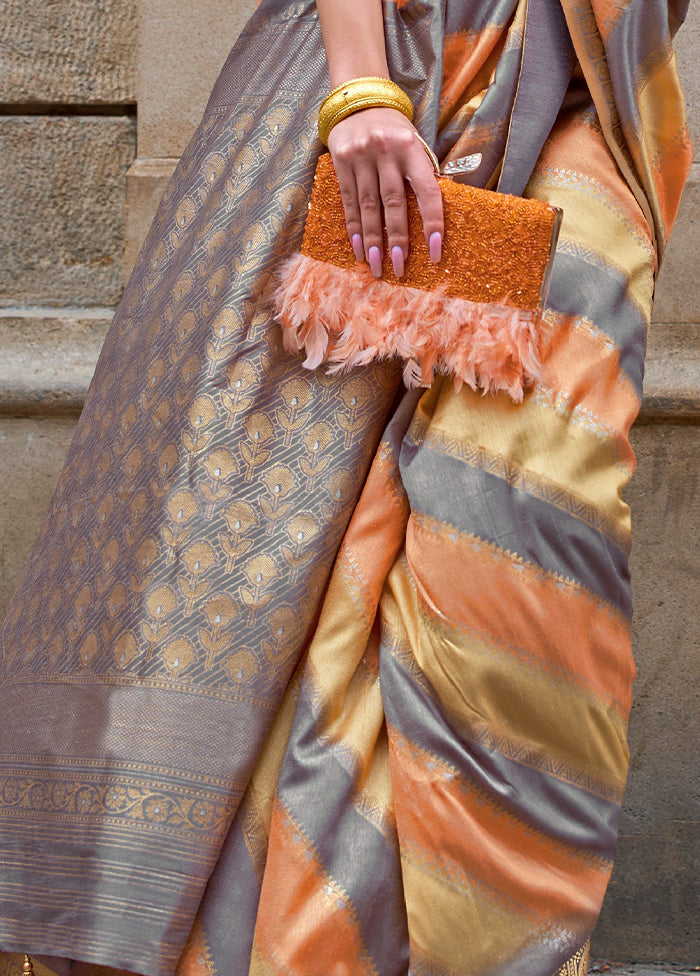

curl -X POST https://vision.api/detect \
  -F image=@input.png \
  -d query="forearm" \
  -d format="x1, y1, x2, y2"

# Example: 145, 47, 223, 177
316, 0, 389, 86
315, 0, 443, 276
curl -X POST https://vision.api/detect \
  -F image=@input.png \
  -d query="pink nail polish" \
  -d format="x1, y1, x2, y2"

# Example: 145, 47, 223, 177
352, 234, 364, 262
429, 232, 442, 263
368, 246, 382, 279
391, 246, 405, 278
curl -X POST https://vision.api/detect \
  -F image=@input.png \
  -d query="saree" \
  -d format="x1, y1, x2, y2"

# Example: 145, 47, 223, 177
0, 1, 691, 975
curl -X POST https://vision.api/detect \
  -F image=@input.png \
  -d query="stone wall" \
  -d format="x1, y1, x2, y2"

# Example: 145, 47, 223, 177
0, 0, 698, 965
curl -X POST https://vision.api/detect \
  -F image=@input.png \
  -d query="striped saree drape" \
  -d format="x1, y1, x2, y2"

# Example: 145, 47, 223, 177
0, 1, 691, 975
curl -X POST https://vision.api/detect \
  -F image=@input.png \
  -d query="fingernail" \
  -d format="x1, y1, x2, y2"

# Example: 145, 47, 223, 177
429, 232, 442, 263
352, 234, 364, 263
368, 245, 382, 279
391, 246, 405, 278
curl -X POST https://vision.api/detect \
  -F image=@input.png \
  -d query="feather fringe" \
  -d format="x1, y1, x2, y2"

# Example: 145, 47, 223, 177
275, 253, 549, 402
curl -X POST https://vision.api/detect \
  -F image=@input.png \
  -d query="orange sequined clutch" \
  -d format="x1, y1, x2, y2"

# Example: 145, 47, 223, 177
275, 153, 562, 402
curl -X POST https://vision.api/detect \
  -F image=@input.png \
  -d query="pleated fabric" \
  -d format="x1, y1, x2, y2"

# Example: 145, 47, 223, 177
0, 1, 691, 975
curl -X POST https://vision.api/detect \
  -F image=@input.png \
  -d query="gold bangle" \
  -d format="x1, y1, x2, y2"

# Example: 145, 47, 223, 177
317, 76, 414, 145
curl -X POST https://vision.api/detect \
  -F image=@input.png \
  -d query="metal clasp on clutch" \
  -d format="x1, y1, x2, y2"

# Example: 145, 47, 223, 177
414, 136, 483, 179
442, 153, 483, 176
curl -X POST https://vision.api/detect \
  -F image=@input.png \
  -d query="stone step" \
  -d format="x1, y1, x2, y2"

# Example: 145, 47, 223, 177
591, 967, 700, 975
1, 309, 698, 420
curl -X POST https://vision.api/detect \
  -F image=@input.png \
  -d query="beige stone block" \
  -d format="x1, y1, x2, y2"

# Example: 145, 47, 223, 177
0, 417, 77, 617
0, 312, 110, 415
652, 166, 699, 324
676, 0, 700, 148
137, 0, 257, 158
124, 157, 177, 278
640, 322, 700, 421
0, 116, 136, 307
593, 421, 700, 962
0, 0, 137, 104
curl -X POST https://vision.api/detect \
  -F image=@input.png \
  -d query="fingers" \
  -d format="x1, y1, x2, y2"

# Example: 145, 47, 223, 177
405, 144, 444, 259
327, 108, 444, 279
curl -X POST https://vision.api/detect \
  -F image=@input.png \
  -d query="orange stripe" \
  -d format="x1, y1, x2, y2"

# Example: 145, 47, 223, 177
253, 802, 376, 976
390, 730, 608, 924
440, 26, 509, 119
536, 109, 654, 248
332, 442, 408, 617
406, 516, 634, 711
540, 313, 641, 441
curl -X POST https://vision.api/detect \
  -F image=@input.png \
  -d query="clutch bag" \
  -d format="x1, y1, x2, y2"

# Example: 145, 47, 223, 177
275, 152, 562, 402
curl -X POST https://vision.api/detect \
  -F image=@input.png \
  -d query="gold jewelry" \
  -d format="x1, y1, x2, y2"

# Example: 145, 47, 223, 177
413, 133, 441, 176
318, 77, 414, 145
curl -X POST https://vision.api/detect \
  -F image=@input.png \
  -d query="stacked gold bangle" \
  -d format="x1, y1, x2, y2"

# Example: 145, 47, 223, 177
317, 76, 414, 145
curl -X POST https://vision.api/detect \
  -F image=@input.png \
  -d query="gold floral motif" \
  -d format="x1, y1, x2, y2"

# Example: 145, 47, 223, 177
173, 197, 198, 235
112, 631, 138, 670
275, 376, 313, 446
152, 442, 179, 496
149, 398, 173, 442
67, 584, 93, 645
259, 463, 296, 532
240, 554, 279, 623
225, 649, 259, 685
106, 583, 128, 622
178, 352, 203, 397
77, 632, 100, 668
124, 488, 150, 546
221, 360, 259, 423
161, 637, 196, 676
46, 636, 65, 667
205, 307, 245, 375
262, 605, 301, 669
201, 266, 230, 317
142, 584, 177, 648
163, 488, 199, 560
299, 421, 335, 489
202, 151, 227, 185
321, 467, 357, 522
97, 548, 121, 594
337, 376, 374, 448
240, 412, 275, 482
219, 500, 258, 571
122, 445, 144, 483
197, 447, 238, 515
199, 593, 239, 670
281, 513, 320, 583
179, 542, 217, 616
70, 538, 90, 573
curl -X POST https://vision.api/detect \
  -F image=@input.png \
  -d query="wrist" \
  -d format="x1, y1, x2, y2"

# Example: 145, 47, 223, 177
328, 63, 390, 89
318, 77, 414, 146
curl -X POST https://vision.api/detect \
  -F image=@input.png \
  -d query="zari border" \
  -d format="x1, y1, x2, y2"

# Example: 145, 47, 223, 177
554, 940, 591, 976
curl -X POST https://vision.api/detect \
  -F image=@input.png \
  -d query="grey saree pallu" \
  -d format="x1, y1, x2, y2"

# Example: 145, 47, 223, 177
0, 0, 691, 974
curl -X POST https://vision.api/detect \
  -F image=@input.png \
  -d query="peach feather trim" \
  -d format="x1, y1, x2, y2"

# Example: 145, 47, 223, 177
275, 253, 548, 403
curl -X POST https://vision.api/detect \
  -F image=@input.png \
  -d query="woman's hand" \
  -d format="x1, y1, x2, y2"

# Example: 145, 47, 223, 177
327, 107, 444, 279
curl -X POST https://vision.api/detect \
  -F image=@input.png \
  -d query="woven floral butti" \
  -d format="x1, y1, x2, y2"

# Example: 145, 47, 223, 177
275, 153, 562, 402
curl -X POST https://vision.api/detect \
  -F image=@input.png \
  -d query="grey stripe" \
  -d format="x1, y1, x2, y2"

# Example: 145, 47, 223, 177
193, 797, 261, 974
399, 437, 632, 616
548, 250, 648, 397
277, 684, 410, 976
0, 819, 202, 975
380, 641, 620, 859
484, 933, 589, 976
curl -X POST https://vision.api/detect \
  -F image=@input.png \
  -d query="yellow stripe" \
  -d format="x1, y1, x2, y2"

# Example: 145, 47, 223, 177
402, 845, 536, 975
383, 561, 630, 790
530, 171, 655, 318
414, 380, 633, 534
